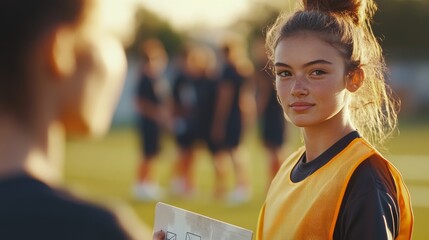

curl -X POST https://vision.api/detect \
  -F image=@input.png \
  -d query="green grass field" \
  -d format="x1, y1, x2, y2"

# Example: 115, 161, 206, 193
64, 121, 429, 239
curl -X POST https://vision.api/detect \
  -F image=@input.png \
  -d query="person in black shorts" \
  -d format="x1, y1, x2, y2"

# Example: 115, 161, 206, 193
170, 43, 218, 196
133, 39, 170, 201
0, 0, 155, 239
211, 37, 254, 203
251, 37, 287, 187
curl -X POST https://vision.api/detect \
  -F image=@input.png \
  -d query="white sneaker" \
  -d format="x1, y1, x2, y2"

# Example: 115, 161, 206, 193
170, 177, 187, 195
170, 177, 196, 198
133, 182, 164, 201
227, 186, 251, 205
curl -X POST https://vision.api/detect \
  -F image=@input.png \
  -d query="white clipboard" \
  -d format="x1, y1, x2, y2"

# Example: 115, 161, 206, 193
153, 202, 253, 240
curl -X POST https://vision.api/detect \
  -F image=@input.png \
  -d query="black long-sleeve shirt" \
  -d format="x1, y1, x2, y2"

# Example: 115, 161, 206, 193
0, 175, 131, 239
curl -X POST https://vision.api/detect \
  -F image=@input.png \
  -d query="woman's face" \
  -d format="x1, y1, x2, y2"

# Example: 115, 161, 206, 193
61, 0, 135, 136
274, 33, 351, 129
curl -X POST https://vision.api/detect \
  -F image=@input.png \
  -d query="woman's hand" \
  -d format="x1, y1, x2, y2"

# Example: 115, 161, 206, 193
153, 230, 165, 240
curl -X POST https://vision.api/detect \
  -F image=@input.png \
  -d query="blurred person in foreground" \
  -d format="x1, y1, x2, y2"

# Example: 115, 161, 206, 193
0, 0, 156, 239
257, 0, 413, 239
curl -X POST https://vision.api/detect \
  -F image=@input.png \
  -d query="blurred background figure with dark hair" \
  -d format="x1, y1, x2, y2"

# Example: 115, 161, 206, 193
170, 42, 218, 197
250, 37, 288, 188
211, 35, 255, 204
133, 38, 171, 201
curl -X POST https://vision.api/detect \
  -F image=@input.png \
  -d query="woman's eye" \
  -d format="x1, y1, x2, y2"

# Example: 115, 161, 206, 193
311, 70, 326, 76
276, 70, 292, 77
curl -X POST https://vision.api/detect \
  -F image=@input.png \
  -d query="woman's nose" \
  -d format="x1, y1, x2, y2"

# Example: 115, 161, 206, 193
291, 76, 309, 97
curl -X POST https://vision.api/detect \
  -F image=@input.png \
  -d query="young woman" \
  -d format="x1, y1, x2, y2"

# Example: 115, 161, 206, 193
256, 0, 414, 239
0, 0, 154, 239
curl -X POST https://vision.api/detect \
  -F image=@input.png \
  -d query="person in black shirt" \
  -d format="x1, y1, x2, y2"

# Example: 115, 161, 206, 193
0, 0, 155, 239
170, 44, 218, 196
211, 37, 254, 203
133, 39, 170, 201
251, 37, 287, 186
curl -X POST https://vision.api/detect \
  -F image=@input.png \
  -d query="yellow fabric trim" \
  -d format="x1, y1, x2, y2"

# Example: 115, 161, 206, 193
386, 162, 414, 239
256, 203, 266, 240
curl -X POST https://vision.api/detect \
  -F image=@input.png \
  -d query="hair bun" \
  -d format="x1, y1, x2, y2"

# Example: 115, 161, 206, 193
302, 0, 377, 24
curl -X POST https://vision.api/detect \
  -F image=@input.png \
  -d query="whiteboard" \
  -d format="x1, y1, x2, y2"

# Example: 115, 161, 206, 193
153, 202, 253, 240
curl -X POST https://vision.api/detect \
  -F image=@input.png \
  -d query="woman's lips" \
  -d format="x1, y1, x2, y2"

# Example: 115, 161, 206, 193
289, 102, 315, 112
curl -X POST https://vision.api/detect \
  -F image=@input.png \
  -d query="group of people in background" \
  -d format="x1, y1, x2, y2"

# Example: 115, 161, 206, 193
132, 35, 287, 204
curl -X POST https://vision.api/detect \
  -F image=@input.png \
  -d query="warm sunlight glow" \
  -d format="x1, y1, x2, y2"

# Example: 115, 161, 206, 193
139, 0, 249, 30
100, 0, 137, 44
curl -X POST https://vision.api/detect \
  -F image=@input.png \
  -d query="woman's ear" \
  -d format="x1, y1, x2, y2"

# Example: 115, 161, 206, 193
47, 26, 77, 80
346, 68, 364, 92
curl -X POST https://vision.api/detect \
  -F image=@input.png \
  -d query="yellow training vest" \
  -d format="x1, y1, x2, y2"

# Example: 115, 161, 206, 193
256, 138, 413, 239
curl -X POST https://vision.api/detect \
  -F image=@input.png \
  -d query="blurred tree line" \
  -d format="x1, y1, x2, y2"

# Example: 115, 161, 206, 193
129, 0, 429, 60
127, 8, 184, 57
373, 0, 429, 59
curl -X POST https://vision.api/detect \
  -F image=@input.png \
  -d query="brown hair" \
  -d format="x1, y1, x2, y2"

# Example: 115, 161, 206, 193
0, 0, 85, 121
266, 0, 399, 146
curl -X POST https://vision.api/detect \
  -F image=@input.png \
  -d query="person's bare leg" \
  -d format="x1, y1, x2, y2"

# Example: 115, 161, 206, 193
213, 151, 229, 199
228, 147, 251, 204
137, 155, 154, 183
134, 155, 163, 201
230, 148, 248, 188
172, 148, 194, 195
